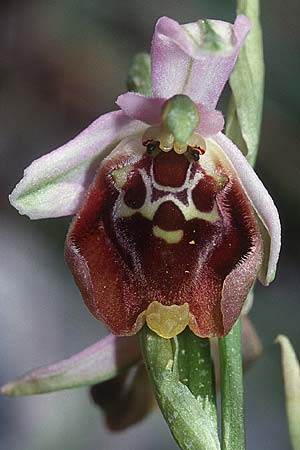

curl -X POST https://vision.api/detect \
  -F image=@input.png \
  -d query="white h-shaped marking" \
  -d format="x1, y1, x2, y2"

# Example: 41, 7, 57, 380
113, 161, 219, 224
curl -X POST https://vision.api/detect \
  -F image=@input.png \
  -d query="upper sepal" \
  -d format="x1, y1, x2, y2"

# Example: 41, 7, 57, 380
151, 15, 251, 108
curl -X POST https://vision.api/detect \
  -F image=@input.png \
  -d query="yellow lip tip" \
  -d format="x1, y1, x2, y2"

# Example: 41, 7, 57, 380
145, 301, 190, 339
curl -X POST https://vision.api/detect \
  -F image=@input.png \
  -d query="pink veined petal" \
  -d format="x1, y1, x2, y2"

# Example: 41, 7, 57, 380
9, 111, 147, 220
151, 15, 251, 108
116, 92, 164, 125
213, 132, 281, 285
117, 92, 225, 137
197, 104, 224, 136
1, 335, 141, 396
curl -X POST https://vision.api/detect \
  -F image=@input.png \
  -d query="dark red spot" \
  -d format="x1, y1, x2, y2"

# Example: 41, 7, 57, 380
153, 201, 185, 231
153, 151, 189, 187
192, 174, 217, 212
123, 172, 146, 209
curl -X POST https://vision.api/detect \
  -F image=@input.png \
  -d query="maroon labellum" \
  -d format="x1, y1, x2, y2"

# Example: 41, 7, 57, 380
65, 133, 263, 338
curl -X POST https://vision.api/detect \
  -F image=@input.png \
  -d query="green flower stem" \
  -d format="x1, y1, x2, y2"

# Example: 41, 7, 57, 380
140, 326, 220, 450
219, 319, 245, 450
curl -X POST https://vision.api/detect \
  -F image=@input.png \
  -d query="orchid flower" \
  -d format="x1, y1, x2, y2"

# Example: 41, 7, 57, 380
5, 15, 280, 397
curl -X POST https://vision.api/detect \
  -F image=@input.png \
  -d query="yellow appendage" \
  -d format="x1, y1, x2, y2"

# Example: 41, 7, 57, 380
145, 301, 190, 338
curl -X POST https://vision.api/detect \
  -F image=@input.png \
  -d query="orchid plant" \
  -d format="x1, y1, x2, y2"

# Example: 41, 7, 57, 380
2, 2, 285, 449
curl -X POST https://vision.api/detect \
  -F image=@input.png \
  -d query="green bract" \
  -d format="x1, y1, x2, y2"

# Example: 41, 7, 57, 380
226, 0, 264, 165
140, 327, 220, 450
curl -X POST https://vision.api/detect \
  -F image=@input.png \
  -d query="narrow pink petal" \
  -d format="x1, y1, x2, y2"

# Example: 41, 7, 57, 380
116, 92, 164, 125
9, 111, 147, 219
197, 104, 224, 136
117, 93, 224, 137
151, 16, 251, 108
213, 132, 281, 284
1, 335, 141, 396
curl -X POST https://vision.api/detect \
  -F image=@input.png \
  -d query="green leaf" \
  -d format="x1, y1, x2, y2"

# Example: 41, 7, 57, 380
140, 326, 220, 450
127, 52, 151, 96
219, 319, 245, 450
226, 0, 264, 165
276, 335, 300, 450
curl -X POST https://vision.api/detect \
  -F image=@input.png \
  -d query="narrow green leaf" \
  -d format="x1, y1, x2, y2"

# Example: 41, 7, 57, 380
127, 52, 151, 96
226, 0, 264, 165
219, 319, 245, 450
140, 326, 220, 450
276, 335, 300, 450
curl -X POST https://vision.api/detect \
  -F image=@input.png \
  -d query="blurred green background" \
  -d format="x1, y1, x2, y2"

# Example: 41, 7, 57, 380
0, 1, 299, 449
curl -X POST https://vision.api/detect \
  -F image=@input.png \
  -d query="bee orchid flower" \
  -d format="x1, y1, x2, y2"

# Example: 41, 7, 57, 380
9, 15, 281, 343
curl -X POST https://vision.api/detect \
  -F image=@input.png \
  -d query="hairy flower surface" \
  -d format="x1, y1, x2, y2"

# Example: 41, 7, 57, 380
10, 16, 281, 339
